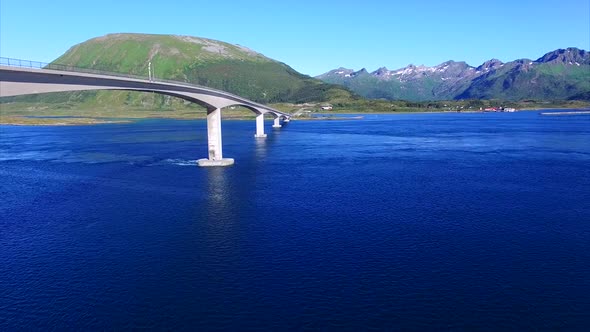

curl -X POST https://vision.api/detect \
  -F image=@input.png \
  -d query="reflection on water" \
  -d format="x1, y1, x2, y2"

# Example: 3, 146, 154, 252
205, 167, 232, 215
254, 137, 268, 160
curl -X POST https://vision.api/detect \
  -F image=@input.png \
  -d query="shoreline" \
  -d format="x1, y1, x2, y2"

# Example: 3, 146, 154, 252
2, 107, 589, 126
0, 117, 134, 126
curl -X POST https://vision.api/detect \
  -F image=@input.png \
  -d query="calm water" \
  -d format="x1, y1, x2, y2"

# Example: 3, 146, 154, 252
1, 111, 589, 330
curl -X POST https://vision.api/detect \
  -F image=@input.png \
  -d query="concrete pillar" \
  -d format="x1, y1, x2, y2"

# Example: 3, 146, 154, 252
207, 107, 223, 160
197, 107, 234, 166
273, 117, 282, 128
284, 118, 290, 123
254, 113, 267, 138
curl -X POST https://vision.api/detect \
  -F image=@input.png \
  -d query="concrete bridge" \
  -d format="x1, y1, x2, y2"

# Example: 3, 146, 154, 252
0, 59, 291, 166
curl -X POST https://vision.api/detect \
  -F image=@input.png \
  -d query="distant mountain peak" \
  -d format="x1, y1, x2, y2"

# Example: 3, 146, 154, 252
438, 60, 456, 66
535, 47, 590, 65
372, 67, 390, 76
315, 67, 357, 79
477, 58, 504, 72
351, 68, 369, 77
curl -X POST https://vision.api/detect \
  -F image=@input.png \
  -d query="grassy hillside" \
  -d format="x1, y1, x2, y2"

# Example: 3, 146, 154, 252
2, 33, 353, 113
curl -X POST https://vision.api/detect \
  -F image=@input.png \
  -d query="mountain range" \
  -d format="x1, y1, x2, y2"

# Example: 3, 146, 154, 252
317, 48, 590, 101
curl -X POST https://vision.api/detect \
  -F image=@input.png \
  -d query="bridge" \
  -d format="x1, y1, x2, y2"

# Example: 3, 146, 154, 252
0, 57, 291, 167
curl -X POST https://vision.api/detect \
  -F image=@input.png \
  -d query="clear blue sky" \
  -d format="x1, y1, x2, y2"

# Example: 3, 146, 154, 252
1, 0, 589, 76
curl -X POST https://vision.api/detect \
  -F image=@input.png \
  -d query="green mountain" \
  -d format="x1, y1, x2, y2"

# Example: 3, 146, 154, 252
5, 33, 352, 109
457, 49, 590, 100
317, 48, 590, 101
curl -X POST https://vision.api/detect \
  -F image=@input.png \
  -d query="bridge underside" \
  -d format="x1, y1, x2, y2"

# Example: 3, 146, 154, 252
0, 67, 290, 166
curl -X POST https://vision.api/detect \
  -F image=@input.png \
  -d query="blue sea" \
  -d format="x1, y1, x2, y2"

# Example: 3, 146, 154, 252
1, 111, 589, 330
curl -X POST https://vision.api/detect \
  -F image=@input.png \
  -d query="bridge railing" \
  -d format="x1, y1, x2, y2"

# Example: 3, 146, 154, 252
0, 56, 151, 81
0, 57, 286, 114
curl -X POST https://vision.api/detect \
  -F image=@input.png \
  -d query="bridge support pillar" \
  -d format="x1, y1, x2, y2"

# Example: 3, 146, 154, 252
254, 113, 267, 138
198, 107, 234, 167
272, 117, 282, 128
